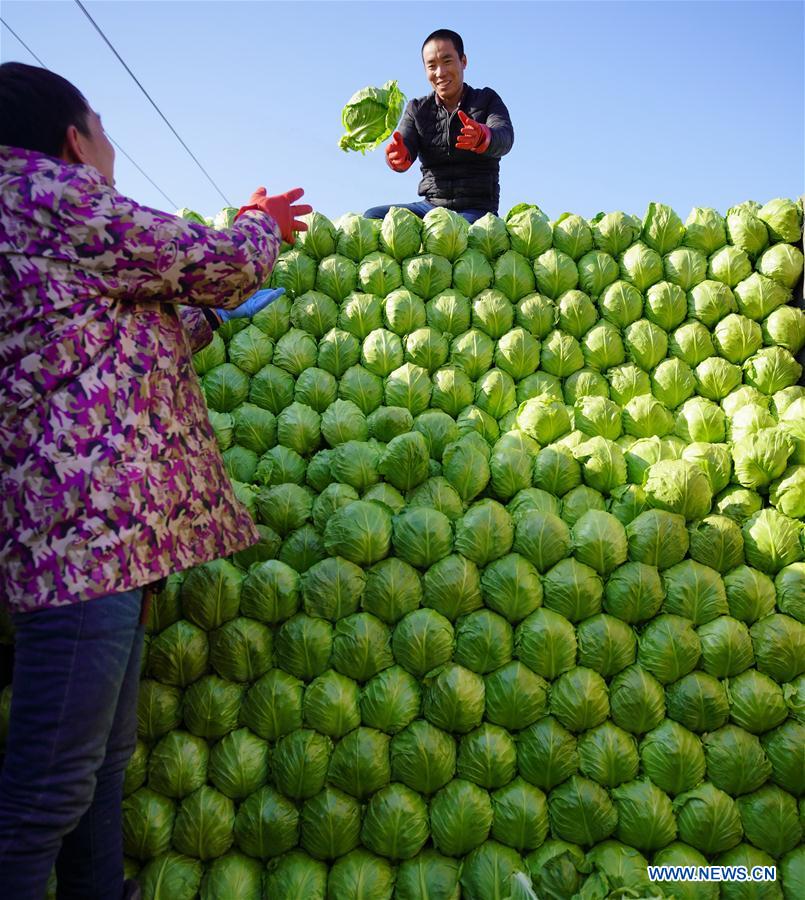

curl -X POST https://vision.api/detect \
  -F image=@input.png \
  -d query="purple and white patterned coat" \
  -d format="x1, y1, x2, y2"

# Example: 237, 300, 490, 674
0, 146, 282, 612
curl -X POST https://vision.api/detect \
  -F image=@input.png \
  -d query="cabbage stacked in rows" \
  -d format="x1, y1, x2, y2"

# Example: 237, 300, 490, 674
121, 200, 805, 899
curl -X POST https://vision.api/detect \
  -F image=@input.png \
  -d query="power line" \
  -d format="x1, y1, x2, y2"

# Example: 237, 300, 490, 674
0, 17, 47, 67
0, 16, 180, 209
73, 0, 232, 206
109, 142, 179, 209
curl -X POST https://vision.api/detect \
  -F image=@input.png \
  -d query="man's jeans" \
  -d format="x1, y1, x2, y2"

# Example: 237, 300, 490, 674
0, 589, 144, 900
364, 200, 488, 224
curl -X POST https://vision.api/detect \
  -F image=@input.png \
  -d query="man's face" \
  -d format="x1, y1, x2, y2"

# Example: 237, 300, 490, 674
83, 111, 116, 185
422, 38, 466, 107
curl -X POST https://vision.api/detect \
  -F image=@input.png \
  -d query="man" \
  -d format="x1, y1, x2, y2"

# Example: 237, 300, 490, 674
0, 62, 310, 899
365, 28, 514, 224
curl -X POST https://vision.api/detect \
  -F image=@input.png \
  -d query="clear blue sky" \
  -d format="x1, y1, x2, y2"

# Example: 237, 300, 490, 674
2, 0, 803, 223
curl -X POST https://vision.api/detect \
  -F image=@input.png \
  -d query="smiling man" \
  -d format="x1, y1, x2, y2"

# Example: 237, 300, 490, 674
365, 28, 514, 224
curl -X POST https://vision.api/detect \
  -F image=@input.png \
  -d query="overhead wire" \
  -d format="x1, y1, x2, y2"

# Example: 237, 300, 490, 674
72, 0, 232, 206
0, 17, 46, 67
0, 16, 180, 210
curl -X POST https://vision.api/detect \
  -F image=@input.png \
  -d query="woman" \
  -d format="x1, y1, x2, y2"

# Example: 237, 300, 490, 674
0, 61, 310, 899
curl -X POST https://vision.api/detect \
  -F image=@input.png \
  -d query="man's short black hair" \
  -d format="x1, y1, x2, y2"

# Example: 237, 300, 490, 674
422, 29, 465, 59
0, 62, 91, 157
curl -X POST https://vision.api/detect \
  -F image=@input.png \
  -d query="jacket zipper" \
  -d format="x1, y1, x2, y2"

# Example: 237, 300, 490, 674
440, 86, 465, 159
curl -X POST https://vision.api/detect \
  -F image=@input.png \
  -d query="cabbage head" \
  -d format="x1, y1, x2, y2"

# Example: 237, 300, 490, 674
572, 510, 628, 576
380, 208, 422, 261
395, 850, 460, 900
534, 249, 579, 298
362, 784, 429, 860
457, 723, 517, 789
137, 852, 203, 900
609, 665, 666, 735
300, 787, 361, 860
181, 677, 242, 741
422, 207, 469, 261
454, 610, 514, 675
644, 459, 713, 521
454, 499, 514, 567
578, 723, 639, 788
484, 661, 548, 732
638, 614, 701, 684
515, 608, 577, 681
430, 778, 493, 857
665, 671, 729, 733
548, 775, 617, 845
391, 507, 452, 569
337, 213, 380, 261
327, 726, 390, 799
423, 664, 485, 734
758, 196, 802, 242
701, 724, 771, 797
550, 666, 610, 732
423, 553, 482, 621
742, 508, 802, 575
264, 851, 327, 900
302, 669, 360, 739
611, 779, 677, 852
460, 842, 530, 900
378, 431, 430, 491
172, 786, 235, 861
316, 328, 361, 380
697, 616, 754, 678
122, 788, 175, 860
672, 784, 743, 855
574, 436, 627, 494
360, 665, 421, 735
339, 80, 405, 153
200, 853, 263, 900
576, 613, 636, 677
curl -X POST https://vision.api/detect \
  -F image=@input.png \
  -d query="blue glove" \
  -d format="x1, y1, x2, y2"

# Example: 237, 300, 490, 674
218, 287, 286, 322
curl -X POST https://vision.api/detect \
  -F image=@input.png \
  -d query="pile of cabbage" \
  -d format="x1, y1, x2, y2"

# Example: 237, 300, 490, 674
96, 201, 805, 896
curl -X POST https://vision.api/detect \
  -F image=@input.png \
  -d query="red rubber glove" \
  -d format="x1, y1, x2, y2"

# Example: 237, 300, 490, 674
456, 111, 492, 153
385, 132, 413, 172
236, 187, 312, 243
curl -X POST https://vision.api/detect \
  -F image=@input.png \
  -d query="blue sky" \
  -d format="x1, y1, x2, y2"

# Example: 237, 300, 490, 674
2, 1, 803, 224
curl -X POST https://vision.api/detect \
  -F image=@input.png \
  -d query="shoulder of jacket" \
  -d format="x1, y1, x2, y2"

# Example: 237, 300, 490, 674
410, 93, 436, 110
471, 85, 504, 103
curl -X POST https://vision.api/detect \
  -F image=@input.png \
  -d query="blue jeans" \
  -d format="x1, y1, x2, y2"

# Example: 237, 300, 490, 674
364, 200, 488, 224
0, 589, 144, 900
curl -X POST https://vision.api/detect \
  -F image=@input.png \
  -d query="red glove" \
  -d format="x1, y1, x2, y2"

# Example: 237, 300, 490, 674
385, 132, 413, 172
236, 187, 312, 243
456, 111, 492, 153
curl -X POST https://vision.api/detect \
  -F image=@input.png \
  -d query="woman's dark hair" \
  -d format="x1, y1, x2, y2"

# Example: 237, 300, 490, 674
0, 62, 91, 156
422, 29, 465, 59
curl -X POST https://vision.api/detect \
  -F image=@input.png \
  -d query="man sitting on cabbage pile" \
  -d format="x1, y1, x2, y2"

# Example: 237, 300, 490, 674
365, 28, 514, 225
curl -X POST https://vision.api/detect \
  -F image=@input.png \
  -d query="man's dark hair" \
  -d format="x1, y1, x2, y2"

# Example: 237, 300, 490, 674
0, 62, 91, 156
422, 29, 465, 59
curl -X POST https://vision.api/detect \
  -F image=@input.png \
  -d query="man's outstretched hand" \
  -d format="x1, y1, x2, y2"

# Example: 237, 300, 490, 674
238, 188, 312, 243
455, 111, 491, 153
385, 132, 413, 172
218, 287, 286, 323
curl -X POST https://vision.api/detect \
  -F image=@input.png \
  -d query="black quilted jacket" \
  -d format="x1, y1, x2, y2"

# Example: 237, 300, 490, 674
398, 84, 514, 214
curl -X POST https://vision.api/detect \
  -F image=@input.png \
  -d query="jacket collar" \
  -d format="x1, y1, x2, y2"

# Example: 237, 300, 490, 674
0, 144, 108, 187
433, 83, 471, 111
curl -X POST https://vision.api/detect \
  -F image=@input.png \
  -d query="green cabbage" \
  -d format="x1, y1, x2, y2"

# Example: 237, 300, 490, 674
339, 80, 405, 153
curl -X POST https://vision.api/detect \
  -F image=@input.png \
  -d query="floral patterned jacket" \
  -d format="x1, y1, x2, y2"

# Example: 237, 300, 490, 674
0, 146, 281, 612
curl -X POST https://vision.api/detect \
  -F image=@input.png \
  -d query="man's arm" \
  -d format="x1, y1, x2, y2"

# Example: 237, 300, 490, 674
179, 306, 220, 354
482, 90, 515, 159
81, 187, 283, 314
397, 101, 420, 163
